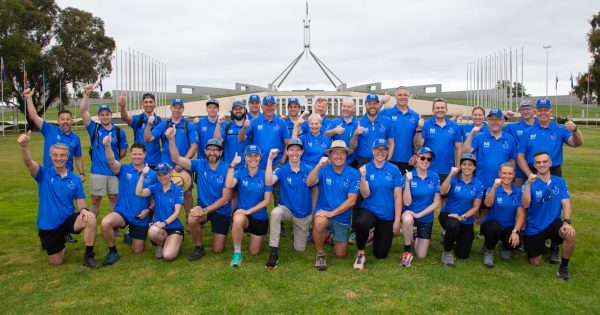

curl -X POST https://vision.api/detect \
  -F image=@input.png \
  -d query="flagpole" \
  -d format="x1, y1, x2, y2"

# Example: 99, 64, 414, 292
587, 73, 590, 127
23, 61, 27, 132
1, 56, 4, 136
42, 64, 46, 121
569, 72, 573, 117
555, 74, 558, 121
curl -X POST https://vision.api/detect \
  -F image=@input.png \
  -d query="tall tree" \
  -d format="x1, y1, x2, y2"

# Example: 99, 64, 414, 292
496, 80, 530, 97
573, 11, 600, 105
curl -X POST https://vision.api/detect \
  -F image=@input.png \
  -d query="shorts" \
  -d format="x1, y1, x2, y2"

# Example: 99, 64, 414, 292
38, 212, 80, 255
207, 212, 231, 236
244, 216, 269, 236
114, 212, 148, 240
90, 174, 119, 196
524, 219, 563, 258
413, 220, 433, 240
330, 219, 350, 243
166, 228, 185, 240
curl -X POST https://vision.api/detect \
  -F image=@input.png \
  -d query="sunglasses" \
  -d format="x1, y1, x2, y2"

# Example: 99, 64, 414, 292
419, 156, 432, 162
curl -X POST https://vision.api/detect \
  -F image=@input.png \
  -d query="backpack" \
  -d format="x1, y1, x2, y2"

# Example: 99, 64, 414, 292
167, 118, 190, 146
134, 114, 162, 135
89, 123, 122, 161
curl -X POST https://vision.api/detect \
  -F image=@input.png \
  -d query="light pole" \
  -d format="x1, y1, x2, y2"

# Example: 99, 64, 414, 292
543, 45, 552, 98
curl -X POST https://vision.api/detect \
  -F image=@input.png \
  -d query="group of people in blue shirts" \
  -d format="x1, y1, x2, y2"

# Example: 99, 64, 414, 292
20, 85, 583, 280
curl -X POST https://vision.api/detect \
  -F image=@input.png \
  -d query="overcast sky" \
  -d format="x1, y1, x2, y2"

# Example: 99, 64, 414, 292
56, 0, 600, 96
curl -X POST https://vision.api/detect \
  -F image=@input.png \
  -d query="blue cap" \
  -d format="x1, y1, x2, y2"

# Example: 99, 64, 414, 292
365, 94, 379, 103
97, 104, 112, 113
288, 98, 300, 106
248, 94, 261, 103
205, 138, 223, 149
244, 144, 262, 156
487, 108, 504, 118
172, 99, 184, 107
519, 100, 533, 109
206, 99, 219, 107
155, 163, 172, 174
263, 95, 276, 105
231, 100, 245, 109
535, 98, 552, 108
372, 138, 389, 149
460, 153, 477, 165
287, 138, 303, 149
417, 146, 435, 157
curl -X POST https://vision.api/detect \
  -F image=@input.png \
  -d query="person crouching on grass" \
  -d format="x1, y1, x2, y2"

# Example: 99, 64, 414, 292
136, 163, 184, 261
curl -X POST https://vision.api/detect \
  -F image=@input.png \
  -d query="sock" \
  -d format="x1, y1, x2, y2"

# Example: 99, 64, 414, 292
560, 257, 570, 269
404, 244, 411, 252
234, 246, 241, 254
109, 246, 117, 253
270, 246, 278, 255
85, 246, 94, 256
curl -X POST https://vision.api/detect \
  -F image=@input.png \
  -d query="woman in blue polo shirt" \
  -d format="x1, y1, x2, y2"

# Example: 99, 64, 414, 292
294, 114, 332, 169
438, 153, 484, 267
481, 163, 524, 268
136, 163, 184, 261
460, 106, 489, 140
401, 147, 441, 267
353, 139, 403, 270
226, 145, 273, 267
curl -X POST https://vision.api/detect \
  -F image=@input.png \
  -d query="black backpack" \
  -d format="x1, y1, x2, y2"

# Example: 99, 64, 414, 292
89, 123, 122, 161
134, 114, 162, 135
167, 118, 190, 145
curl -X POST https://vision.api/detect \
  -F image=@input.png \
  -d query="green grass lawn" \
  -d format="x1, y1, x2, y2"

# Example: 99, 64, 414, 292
0, 127, 599, 313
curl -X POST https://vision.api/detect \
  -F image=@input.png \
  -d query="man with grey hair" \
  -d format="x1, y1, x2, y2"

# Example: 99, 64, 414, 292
300, 97, 331, 135
325, 98, 360, 167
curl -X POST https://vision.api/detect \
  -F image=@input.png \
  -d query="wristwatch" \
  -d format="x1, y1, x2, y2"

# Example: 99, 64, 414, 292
563, 218, 572, 225
460, 214, 466, 221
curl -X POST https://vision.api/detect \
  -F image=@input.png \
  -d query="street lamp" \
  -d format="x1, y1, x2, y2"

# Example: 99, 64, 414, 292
543, 45, 552, 98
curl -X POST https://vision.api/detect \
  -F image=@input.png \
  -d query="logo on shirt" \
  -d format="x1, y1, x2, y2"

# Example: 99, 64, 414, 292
502, 141, 509, 150
217, 176, 224, 184
67, 180, 74, 189
242, 180, 249, 187
257, 125, 264, 131
429, 128, 436, 134
517, 130, 523, 136
448, 127, 455, 134
386, 173, 393, 181
410, 181, 417, 188
470, 187, 477, 196
144, 177, 151, 184
483, 141, 490, 148
228, 129, 234, 134
454, 186, 462, 192
203, 171, 208, 178
127, 173, 133, 180
512, 197, 519, 206
550, 133, 557, 141
321, 142, 328, 148
308, 142, 313, 147
287, 178, 293, 185
379, 125, 385, 132
530, 134, 537, 140
410, 116, 416, 123
497, 197, 503, 204
56, 134, 61, 141
535, 190, 543, 198
258, 180, 264, 188
326, 178, 332, 185
370, 174, 375, 181
50, 177, 54, 184
201, 126, 207, 132
427, 180, 434, 188
343, 178, 351, 187
273, 124, 280, 131
169, 194, 175, 203
392, 116, 398, 121
552, 186, 559, 195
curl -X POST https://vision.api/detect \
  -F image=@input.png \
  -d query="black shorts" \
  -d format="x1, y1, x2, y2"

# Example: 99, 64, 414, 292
245, 216, 269, 236
390, 161, 414, 174
38, 213, 81, 255
413, 220, 433, 240
524, 219, 563, 258
165, 228, 185, 240
208, 212, 231, 236
115, 212, 148, 240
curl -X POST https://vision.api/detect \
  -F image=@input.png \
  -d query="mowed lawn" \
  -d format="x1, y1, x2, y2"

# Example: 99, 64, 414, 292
0, 126, 599, 314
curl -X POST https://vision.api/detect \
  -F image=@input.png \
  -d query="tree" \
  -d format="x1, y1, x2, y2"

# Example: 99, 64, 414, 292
573, 11, 600, 105
102, 91, 112, 99
0, 0, 115, 128
496, 80, 530, 97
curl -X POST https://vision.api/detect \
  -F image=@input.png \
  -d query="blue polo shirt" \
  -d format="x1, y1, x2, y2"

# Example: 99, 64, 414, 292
220, 120, 250, 168
86, 121, 129, 176
503, 119, 536, 178
460, 123, 489, 140
41, 121, 82, 172
195, 116, 219, 159
421, 118, 462, 175
315, 165, 360, 225
34, 166, 85, 230
522, 176, 569, 235
148, 183, 184, 229
440, 175, 484, 224
301, 117, 331, 135
234, 167, 272, 221
326, 116, 359, 164
299, 132, 332, 169
470, 130, 517, 188
356, 114, 394, 159
190, 159, 232, 217
114, 164, 156, 226
131, 113, 162, 166
518, 121, 572, 167
483, 185, 522, 229
248, 112, 261, 121
381, 106, 420, 163
361, 161, 404, 220
404, 169, 440, 224
158, 119, 198, 166
245, 115, 290, 168
274, 162, 313, 218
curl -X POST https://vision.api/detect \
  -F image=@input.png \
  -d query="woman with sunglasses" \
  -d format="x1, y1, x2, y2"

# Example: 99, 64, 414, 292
136, 163, 184, 261
400, 147, 441, 267
438, 153, 484, 267
226, 145, 272, 267
480, 163, 524, 268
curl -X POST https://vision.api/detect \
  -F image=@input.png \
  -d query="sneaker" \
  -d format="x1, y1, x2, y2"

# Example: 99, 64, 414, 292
500, 248, 511, 260
400, 251, 413, 267
366, 229, 374, 247
315, 254, 327, 271
83, 253, 99, 269
477, 233, 485, 240
265, 252, 279, 270
440, 229, 446, 245
64, 234, 78, 243
484, 249, 494, 268
550, 249, 561, 265
441, 251, 455, 268
353, 253, 366, 270
230, 252, 243, 267
123, 233, 132, 245
102, 251, 120, 266
557, 266, 570, 281
348, 231, 356, 244
155, 245, 163, 259
188, 246, 206, 261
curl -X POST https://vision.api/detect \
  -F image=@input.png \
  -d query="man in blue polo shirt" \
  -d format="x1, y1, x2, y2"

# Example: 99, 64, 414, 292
325, 98, 360, 167
307, 140, 360, 270
300, 97, 331, 135
100, 137, 155, 265
462, 108, 517, 189
119, 92, 162, 167
194, 99, 221, 159
214, 100, 250, 168
18, 132, 99, 268
265, 140, 316, 269
350, 94, 395, 167
247, 94, 262, 120
503, 100, 537, 187
81, 87, 129, 216
284, 98, 305, 135
521, 151, 576, 280
380, 86, 421, 173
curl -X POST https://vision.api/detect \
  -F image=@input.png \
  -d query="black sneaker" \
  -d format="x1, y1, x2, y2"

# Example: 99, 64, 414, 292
550, 249, 561, 264
83, 253, 99, 269
123, 233, 132, 245
557, 266, 570, 281
64, 234, 78, 243
265, 252, 279, 270
188, 246, 206, 261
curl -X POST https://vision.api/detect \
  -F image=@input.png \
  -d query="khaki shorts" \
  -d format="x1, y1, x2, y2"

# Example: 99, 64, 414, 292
90, 174, 119, 196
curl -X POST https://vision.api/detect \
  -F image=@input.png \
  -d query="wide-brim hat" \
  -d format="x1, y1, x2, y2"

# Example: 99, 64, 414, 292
325, 140, 350, 154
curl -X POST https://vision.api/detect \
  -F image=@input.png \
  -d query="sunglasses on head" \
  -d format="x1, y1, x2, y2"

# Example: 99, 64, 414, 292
419, 156, 432, 162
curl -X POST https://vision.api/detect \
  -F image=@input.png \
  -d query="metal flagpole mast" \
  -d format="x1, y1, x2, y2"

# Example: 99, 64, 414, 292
509, 47, 513, 113
521, 47, 524, 105
569, 72, 573, 117
1, 56, 4, 137
514, 48, 518, 111
42, 65, 46, 120
587, 73, 590, 127
555, 74, 558, 120
466, 62, 469, 109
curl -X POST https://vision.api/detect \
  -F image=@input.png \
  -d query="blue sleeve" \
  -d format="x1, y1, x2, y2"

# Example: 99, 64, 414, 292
86, 120, 96, 137
434, 176, 441, 193
348, 171, 360, 195
190, 122, 199, 143
421, 121, 429, 142
560, 179, 570, 200
471, 134, 480, 151
282, 120, 291, 140
476, 182, 484, 199
74, 137, 82, 157
394, 167, 404, 188
152, 120, 167, 138
516, 190, 523, 208
41, 120, 52, 136
33, 166, 46, 182
147, 184, 158, 197
75, 177, 85, 199
245, 121, 255, 139
454, 123, 463, 142
176, 188, 184, 205
561, 126, 572, 144
119, 129, 129, 150
131, 115, 140, 130
265, 185, 273, 193
517, 131, 528, 153
233, 170, 241, 184
386, 120, 394, 139
190, 159, 199, 173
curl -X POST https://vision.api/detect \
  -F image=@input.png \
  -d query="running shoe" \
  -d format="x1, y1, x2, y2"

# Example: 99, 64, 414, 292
550, 248, 561, 265
400, 251, 413, 267
64, 234, 78, 243
188, 246, 206, 261
557, 266, 570, 281
353, 253, 366, 270
102, 251, 120, 266
155, 245, 163, 259
500, 248, 511, 260
483, 249, 494, 268
348, 231, 356, 244
315, 254, 327, 271
441, 251, 455, 268
83, 253, 99, 269
265, 252, 279, 270
230, 252, 243, 267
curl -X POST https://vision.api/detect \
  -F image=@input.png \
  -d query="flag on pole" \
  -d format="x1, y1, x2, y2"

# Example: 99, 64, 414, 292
555, 75, 558, 90
570, 72, 574, 90
99, 78, 103, 92
1, 57, 5, 81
